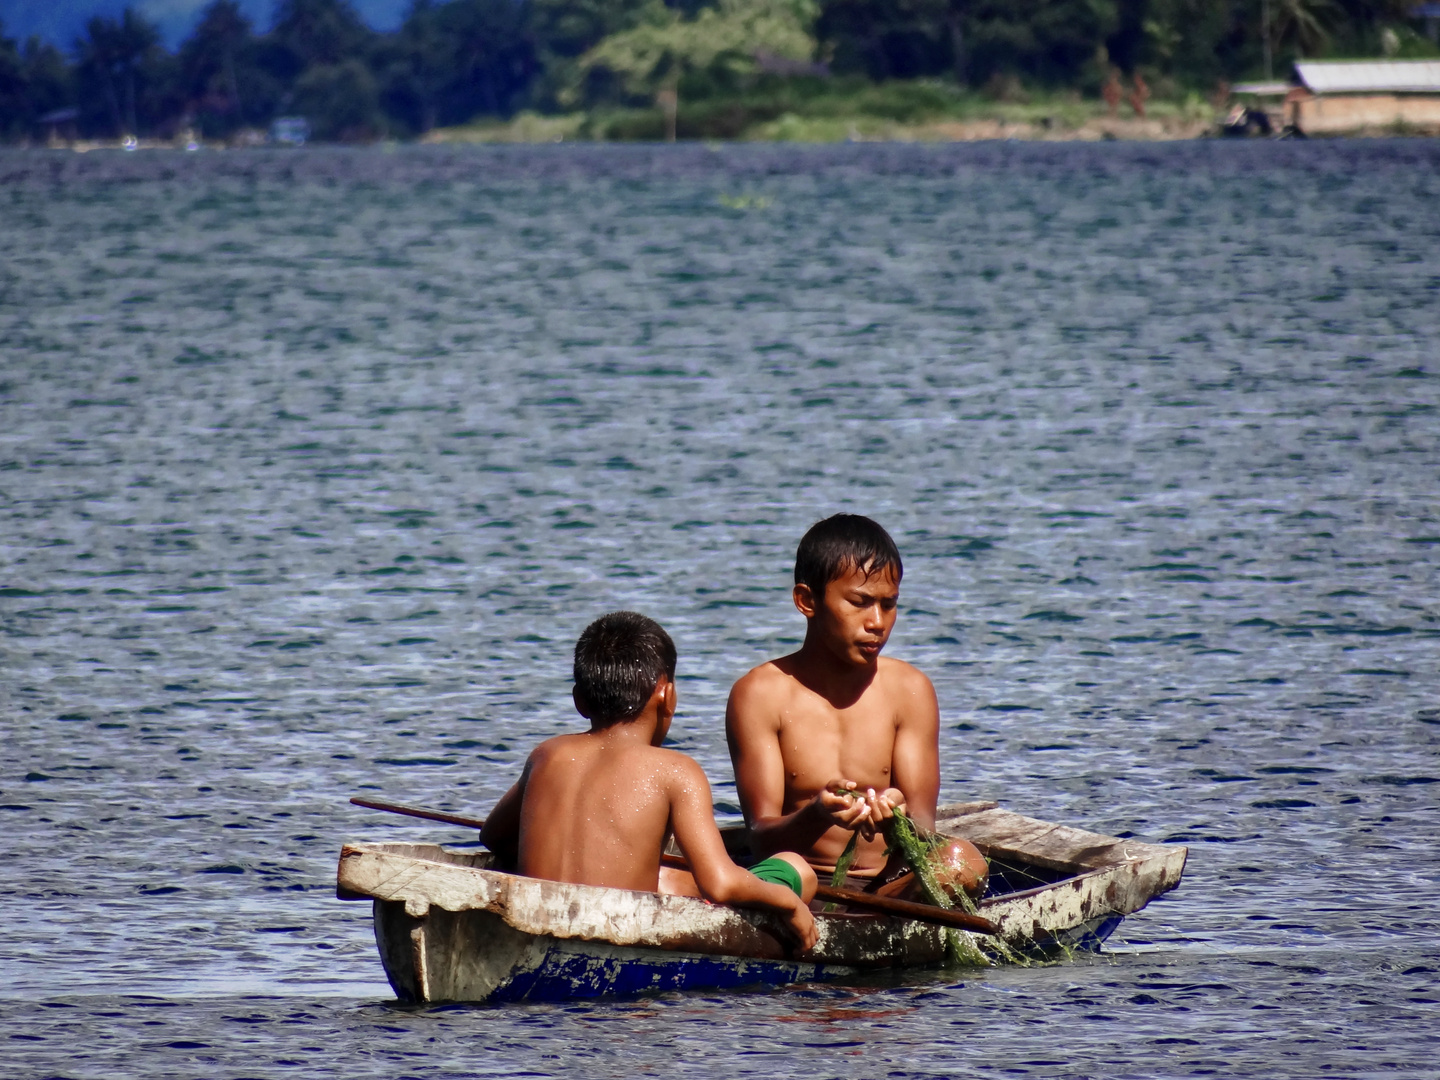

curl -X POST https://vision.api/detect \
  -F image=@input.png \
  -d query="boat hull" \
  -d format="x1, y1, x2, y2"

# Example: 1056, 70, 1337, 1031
376, 899, 835, 1002
339, 802, 1186, 1003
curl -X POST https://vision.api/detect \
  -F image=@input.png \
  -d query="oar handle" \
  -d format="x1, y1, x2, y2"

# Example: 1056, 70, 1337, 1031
812, 883, 996, 934
350, 796, 486, 831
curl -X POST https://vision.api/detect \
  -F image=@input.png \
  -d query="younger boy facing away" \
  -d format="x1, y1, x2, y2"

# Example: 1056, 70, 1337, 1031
480, 611, 817, 949
727, 515, 985, 893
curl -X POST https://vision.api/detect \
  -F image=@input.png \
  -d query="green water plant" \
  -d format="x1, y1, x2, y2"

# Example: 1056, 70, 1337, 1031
821, 788, 1074, 966
819, 829, 859, 913
881, 810, 991, 967
828, 829, 860, 889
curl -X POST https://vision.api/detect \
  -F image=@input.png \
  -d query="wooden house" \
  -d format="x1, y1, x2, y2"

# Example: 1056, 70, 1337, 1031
1284, 60, 1440, 134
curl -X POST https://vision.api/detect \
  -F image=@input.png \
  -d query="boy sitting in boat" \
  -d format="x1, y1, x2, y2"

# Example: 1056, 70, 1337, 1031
726, 514, 987, 899
480, 611, 818, 949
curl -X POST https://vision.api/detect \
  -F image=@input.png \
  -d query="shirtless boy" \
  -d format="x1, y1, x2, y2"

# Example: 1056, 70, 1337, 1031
727, 514, 984, 893
480, 611, 817, 949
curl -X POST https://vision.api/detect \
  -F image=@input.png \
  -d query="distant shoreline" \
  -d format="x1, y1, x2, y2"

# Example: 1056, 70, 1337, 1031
423, 114, 1221, 144
16, 121, 1440, 151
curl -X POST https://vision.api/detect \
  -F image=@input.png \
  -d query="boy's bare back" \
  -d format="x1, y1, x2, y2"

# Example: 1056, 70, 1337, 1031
480, 611, 818, 949
507, 731, 712, 892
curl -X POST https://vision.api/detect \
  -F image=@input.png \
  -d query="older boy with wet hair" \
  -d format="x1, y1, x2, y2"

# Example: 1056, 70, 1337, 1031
726, 515, 984, 893
480, 611, 817, 949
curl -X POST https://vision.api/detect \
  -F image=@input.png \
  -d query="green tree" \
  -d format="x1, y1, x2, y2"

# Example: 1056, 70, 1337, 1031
0, 23, 25, 138
816, 0, 957, 80
75, 8, 166, 136
1269, 0, 1339, 56
375, 0, 449, 131
817, 0, 1118, 85
268, 0, 376, 78
442, 0, 538, 116
20, 37, 75, 128
1105, 0, 1238, 86
964, 0, 1119, 85
574, 0, 818, 103
529, 0, 653, 106
376, 0, 537, 132
177, 0, 254, 130
532, 0, 652, 59
293, 57, 382, 137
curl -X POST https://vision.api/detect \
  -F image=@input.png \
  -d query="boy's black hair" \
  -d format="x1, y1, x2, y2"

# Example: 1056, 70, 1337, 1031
573, 611, 677, 725
794, 514, 903, 599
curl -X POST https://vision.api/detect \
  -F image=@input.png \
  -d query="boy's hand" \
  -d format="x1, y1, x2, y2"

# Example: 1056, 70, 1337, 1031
865, 787, 908, 830
816, 783, 908, 841
811, 780, 872, 832
781, 896, 818, 951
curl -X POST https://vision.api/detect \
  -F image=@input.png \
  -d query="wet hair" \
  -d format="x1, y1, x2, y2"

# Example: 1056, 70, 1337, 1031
794, 514, 903, 599
573, 611, 677, 725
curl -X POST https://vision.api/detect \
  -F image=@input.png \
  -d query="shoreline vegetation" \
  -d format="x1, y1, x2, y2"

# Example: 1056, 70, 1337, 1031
25, 88, 1440, 149
423, 85, 1223, 143
5, 0, 1439, 148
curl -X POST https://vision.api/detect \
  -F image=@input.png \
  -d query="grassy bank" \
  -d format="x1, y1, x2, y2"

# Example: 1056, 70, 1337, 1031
424, 77, 1220, 143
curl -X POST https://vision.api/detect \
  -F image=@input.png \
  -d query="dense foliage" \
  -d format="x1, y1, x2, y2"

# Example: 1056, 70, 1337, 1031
0, 0, 1433, 140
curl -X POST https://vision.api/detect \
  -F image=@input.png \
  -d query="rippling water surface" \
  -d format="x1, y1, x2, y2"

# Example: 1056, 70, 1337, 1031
2, 142, 1438, 1078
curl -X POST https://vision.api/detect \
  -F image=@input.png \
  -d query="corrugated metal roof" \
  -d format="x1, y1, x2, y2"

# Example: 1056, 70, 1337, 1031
1232, 81, 1292, 96
1296, 60, 1440, 94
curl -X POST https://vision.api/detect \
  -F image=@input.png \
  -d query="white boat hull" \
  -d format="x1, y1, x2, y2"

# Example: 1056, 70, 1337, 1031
337, 802, 1187, 1002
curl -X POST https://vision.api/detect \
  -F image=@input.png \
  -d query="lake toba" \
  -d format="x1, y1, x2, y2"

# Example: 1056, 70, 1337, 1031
1, 141, 1437, 1077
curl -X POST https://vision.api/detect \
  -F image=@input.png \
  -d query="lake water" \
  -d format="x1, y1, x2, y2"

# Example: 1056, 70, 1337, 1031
1, 141, 1438, 1078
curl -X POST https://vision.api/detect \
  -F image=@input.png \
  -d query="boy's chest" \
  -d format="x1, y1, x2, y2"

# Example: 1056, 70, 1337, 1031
776, 705, 898, 790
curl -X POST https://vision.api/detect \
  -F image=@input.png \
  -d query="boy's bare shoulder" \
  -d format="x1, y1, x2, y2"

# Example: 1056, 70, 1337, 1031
624, 744, 708, 785
659, 745, 707, 772
603, 740, 699, 766
727, 660, 799, 722
731, 656, 800, 696
877, 655, 935, 693
528, 736, 702, 792
526, 731, 587, 761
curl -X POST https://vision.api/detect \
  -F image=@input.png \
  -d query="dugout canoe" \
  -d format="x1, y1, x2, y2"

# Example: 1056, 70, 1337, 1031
335, 801, 1186, 1004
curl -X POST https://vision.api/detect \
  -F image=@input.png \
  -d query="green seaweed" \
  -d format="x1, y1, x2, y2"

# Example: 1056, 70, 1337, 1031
822, 830, 860, 912
882, 811, 990, 967
829, 829, 860, 889
882, 811, 1085, 967
821, 799, 1070, 967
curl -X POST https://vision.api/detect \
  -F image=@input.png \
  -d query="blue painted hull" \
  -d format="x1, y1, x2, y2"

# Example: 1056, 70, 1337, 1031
487, 940, 839, 1003
477, 915, 1123, 1003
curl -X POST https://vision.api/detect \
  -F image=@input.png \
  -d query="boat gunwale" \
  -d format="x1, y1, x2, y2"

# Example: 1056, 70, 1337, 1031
341, 841, 957, 969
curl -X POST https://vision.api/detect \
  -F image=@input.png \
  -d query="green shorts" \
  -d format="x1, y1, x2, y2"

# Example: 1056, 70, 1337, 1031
748, 856, 804, 897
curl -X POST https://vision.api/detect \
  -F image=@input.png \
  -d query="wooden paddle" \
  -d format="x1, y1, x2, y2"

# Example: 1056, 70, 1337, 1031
813, 883, 995, 933
351, 795, 488, 831
349, 795, 997, 935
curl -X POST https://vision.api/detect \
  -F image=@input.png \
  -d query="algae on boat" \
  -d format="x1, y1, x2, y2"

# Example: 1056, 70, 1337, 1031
883, 810, 991, 967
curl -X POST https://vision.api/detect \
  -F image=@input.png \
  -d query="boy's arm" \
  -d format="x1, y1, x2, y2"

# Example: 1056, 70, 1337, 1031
869, 666, 941, 832
478, 756, 532, 868
667, 755, 817, 951
890, 668, 941, 830
726, 672, 870, 856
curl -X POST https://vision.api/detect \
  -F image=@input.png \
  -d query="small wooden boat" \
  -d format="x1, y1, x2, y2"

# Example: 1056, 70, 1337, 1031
336, 801, 1186, 1003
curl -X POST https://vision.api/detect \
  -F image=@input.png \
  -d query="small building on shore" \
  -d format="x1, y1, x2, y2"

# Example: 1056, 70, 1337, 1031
1283, 60, 1440, 134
